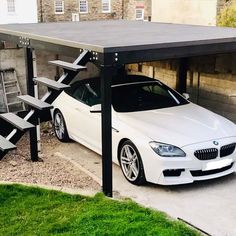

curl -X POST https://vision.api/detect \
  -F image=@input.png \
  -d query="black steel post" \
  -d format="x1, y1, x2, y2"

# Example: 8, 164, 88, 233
101, 64, 113, 197
25, 47, 38, 162
176, 58, 188, 94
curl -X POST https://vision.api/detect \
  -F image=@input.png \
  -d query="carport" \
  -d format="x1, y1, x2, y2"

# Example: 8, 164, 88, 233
0, 20, 236, 197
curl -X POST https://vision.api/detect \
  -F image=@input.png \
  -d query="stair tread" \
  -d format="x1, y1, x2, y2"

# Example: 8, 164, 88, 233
48, 60, 87, 72
18, 95, 53, 111
0, 113, 34, 131
0, 135, 16, 152
34, 77, 70, 91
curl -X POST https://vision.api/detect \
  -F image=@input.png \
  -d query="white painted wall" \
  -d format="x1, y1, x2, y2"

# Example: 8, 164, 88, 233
0, 0, 38, 24
152, 0, 217, 26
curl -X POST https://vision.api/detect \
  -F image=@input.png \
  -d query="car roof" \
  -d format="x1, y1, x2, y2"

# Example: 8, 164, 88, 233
70, 75, 157, 88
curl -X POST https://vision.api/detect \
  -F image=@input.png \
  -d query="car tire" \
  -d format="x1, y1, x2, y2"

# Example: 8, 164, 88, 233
53, 110, 70, 142
119, 140, 146, 185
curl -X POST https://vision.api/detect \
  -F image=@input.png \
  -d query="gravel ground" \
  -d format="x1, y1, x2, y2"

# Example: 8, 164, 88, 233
0, 123, 100, 192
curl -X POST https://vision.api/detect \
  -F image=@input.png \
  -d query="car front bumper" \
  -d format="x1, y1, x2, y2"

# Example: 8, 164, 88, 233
141, 137, 236, 185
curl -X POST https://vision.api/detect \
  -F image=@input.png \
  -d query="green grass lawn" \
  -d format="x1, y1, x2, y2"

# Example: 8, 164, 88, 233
0, 184, 199, 236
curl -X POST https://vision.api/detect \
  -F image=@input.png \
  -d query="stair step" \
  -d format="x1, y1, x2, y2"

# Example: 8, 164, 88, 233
34, 77, 70, 91
48, 60, 87, 72
18, 95, 53, 111
0, 135, 16, 152
0, 113, 34, 131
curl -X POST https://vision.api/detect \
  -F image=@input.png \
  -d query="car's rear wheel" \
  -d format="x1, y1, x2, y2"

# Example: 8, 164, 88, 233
53, 110, 70, 142
119, 140, 146, 185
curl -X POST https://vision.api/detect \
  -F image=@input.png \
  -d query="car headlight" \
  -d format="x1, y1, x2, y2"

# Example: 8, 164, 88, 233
149, 141, 186, 157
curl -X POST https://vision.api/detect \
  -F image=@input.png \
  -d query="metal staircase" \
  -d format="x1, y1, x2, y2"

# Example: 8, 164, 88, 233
0, 50, 89, 160
0, 68, 25, 113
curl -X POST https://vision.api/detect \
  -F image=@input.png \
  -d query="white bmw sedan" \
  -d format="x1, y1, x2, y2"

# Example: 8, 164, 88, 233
52, 75, 236, 185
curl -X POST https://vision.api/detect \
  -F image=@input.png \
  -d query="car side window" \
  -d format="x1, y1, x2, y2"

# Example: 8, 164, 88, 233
72, 85, 85, 101
82, 83, 101, 106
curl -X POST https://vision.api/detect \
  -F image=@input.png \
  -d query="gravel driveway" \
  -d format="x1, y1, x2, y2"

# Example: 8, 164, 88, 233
0, 128, 100, 194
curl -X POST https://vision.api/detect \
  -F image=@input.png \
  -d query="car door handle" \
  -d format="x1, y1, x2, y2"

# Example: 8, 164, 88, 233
75, 107, 81, 112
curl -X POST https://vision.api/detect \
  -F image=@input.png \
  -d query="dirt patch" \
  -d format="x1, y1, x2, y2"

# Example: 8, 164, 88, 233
0, 123, 100, 192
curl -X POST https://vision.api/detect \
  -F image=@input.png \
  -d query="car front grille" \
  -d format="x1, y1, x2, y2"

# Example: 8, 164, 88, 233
220, 143, 236, 158
194, 148, 218, 160
190, 163, 234, 177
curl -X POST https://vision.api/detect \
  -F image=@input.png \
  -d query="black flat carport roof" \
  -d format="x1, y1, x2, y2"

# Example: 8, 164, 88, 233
1, 20, 236, 63
1, 20, 236, 197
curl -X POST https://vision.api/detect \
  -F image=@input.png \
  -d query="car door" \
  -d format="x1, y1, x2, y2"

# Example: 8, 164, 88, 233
69, 81, 101, 153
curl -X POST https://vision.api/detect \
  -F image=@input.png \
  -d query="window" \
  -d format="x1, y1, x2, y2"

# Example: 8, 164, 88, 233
7, 0, 16, 13
79, 0, 88, 13
71, 82, 100, 106
102, 0, 111, 13
112, 82, 188, 112
55, 0, 64, 14
135, 8, 144, 21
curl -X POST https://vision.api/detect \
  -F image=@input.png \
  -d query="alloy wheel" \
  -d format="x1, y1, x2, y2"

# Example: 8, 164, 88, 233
54, 112, 65, 140
120, 144, 140, 182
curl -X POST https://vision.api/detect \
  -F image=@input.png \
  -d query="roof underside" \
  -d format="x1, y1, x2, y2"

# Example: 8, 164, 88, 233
1, 20, 236, 63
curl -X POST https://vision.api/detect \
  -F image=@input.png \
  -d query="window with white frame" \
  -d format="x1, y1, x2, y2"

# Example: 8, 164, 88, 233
102, 0, 111, 13
7, 0, 16, 13
55, 0, 64, 14
79, 0, 88, 13
135, 8, 144, 20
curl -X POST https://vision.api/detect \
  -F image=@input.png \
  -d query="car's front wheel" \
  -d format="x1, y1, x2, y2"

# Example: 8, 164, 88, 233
53, 110, 70, 142
119, 140, 146, 185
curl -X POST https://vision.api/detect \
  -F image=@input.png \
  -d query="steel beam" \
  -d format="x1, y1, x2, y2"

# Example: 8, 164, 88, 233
176, 58, 188, 94
25, 47, 38, 162
100, 64, 115, 197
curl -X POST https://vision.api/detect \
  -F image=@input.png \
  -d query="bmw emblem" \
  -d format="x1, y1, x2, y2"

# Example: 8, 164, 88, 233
213, 141, 219, 146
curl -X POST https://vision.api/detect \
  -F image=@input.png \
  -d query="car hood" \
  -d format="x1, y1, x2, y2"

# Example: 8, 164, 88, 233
116, 103, 236, 147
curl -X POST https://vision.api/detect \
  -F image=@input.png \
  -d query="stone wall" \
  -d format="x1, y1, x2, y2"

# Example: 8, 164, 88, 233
128, 54, 236, 123
38, 0, 152, 22
38, 0, 123, 22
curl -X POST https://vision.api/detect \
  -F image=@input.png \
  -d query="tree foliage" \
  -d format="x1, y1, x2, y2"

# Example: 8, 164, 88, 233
218, 0, 236, 27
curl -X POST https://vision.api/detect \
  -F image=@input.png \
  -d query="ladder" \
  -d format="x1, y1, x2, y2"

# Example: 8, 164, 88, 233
0, 68, 25, 113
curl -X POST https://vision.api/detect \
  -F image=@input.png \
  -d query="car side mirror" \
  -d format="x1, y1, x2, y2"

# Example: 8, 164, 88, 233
182, 93, 190, 100
90, 104, 102, 113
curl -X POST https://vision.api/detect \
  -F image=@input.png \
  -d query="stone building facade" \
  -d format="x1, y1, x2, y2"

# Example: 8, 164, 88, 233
37, 0, 123, 22
123, 0, 151, 21
37, 0, 152, 22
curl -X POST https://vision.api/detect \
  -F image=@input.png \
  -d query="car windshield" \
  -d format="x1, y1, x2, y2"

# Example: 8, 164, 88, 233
112, 82, 189, 112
